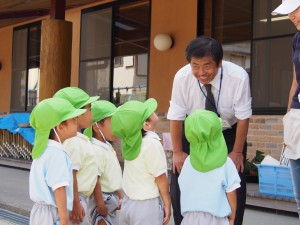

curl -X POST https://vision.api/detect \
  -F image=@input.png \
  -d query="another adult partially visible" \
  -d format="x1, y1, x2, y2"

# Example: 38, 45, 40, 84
272, 0, 300, 219
167, 36, 252, 225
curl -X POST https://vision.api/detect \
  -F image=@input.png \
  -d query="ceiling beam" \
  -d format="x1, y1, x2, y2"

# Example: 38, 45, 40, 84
0, 9, 49, 20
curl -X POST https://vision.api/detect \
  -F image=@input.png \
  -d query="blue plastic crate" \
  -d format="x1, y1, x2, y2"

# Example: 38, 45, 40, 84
257, 164, 294, 198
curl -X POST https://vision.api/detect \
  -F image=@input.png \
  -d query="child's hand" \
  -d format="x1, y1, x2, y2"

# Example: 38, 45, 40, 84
97, 201, 108, 217
228, 218, 234, 225
69, 200, 85, 224
163, 206, 171, 225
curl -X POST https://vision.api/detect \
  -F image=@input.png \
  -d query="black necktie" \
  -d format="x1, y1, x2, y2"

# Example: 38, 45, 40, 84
204, 84, 218, 115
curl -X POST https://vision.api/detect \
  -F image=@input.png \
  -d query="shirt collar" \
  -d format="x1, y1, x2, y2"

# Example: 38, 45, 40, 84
47, 139, 64, 148
199, 67, 221, 90
91, 137, 110, 150
144, 131, 161, 140
77, 132, 90, 141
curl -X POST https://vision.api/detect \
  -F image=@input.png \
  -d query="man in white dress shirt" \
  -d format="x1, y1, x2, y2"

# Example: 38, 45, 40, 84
167, 36, 252, 225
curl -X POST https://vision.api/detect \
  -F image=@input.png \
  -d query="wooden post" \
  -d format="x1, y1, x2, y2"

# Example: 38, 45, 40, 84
39, 19, 72, 100
50, 0, 65, 20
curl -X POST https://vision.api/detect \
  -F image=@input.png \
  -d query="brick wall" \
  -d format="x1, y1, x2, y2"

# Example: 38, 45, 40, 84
112, 113, 285, 163
247, 115, 284, 161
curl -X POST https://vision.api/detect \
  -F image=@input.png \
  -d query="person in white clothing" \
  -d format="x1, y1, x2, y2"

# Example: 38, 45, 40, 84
111, 99, 171, 225
179, 110, 241, 225
29, 98, 86, 225
54, 87, 100, 225
84, 100, 123, 225
167, 36, 252, 225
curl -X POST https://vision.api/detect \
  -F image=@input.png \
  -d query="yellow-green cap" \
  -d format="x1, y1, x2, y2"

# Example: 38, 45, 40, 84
111, 101, 147, 160
185, 110, 227, 172
83, 100, 117, 139
30, 98, 86, 159
144, 98, 158, 119
53, 87, 99, 109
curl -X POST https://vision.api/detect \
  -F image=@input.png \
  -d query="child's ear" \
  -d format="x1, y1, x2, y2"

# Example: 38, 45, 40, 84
56, 123, 64, 131
92, 124, 98, 133
143, 121, 150, 130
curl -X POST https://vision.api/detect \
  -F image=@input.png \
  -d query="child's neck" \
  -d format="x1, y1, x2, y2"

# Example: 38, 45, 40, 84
95, 133, 105, 143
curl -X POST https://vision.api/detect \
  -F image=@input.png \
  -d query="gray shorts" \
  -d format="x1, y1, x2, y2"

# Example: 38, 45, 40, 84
181, 211, 229, 225
87, 192, 119, 225
69, 194, 89, 225
30, 202, 59, 225
119, 194, 163, 225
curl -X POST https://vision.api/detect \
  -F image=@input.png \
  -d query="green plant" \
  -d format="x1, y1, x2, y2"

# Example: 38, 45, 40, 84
245, 150, 265, 176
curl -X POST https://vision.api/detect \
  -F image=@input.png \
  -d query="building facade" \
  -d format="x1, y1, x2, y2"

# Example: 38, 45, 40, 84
0, 0, 295, 160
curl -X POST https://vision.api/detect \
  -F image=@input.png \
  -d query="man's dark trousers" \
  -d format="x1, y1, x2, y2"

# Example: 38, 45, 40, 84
170, 123, 247, 225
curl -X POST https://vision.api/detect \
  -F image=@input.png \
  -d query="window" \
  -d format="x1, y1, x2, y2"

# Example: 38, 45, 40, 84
210, 0, 252, 74
79, 0, 150, 105
80, 8, 112, 101
252, 0, 295, 113
10, 22, 41, 112
210, 0, 294, 114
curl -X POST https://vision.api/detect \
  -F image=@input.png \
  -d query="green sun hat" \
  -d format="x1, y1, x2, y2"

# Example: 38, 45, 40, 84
144, 98, 158, 119
30, 98, 87, 160
111, 101, 147, 160
83, 100, 117, 139
185, 110, 227, 172
53, 87, 99, 109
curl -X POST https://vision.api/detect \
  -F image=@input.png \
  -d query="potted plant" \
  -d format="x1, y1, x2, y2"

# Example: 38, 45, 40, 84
245, 150, 265, 183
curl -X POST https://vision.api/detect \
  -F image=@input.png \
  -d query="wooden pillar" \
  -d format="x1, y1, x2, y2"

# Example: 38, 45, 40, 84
214, 0, 224, 42
204, 0, 213, 37
39, 19, 72, 100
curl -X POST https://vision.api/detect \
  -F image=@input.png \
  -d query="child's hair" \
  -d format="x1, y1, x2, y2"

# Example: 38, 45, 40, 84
141, 117, 150, 137
48, 120, 67, 139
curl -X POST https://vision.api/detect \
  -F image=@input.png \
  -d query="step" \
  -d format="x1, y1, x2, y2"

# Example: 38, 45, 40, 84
246, 183, 298, 213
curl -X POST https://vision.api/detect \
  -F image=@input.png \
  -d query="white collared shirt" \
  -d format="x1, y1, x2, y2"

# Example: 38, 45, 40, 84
122, 131, 167, 200
63, 132, 98, 198
167, 61, 252, 126
91, 138, 122, 192
29, 140, 73, 211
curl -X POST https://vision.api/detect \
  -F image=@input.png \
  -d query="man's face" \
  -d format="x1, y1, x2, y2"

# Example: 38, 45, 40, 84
190, 56, 221, 84
289, 6, 300, 31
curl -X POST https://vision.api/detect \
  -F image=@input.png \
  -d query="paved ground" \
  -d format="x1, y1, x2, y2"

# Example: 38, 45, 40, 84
0, 165, 299, 225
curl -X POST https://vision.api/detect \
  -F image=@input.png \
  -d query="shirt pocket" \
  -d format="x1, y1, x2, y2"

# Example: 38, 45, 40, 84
220, 98, 234, 118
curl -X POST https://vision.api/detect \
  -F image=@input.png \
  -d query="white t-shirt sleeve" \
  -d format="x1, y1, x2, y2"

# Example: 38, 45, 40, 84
63, 138, 83, 171
45, 151, 71, 191
223, 158, 241, 193
144, 139, 168, 177
167, 73, 188, 120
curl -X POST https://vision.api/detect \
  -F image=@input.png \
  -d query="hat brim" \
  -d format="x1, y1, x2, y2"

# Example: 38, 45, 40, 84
144, 98, 158, 120
61, 108, 87, 122
78, 96, 100, 109
272, 1, 300, 15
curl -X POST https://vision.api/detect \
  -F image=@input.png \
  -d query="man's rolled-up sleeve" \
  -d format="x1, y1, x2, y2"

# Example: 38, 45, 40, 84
167, 75, 188, 121
234, 73, 252, 120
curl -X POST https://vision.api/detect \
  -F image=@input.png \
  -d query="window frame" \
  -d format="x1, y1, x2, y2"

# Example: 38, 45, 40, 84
79, 0, 151, 103
10, 21, 41, 112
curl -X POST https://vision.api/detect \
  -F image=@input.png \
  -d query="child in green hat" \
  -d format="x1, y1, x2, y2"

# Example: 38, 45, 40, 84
111, 99, 171, 225
83, 100, 123, 225
29, 98, 86, 225
53, 87, 99, 225
178, 110, 241, 225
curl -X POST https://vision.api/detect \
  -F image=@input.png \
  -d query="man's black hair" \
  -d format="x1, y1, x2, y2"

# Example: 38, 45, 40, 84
185, 36, 223, 65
